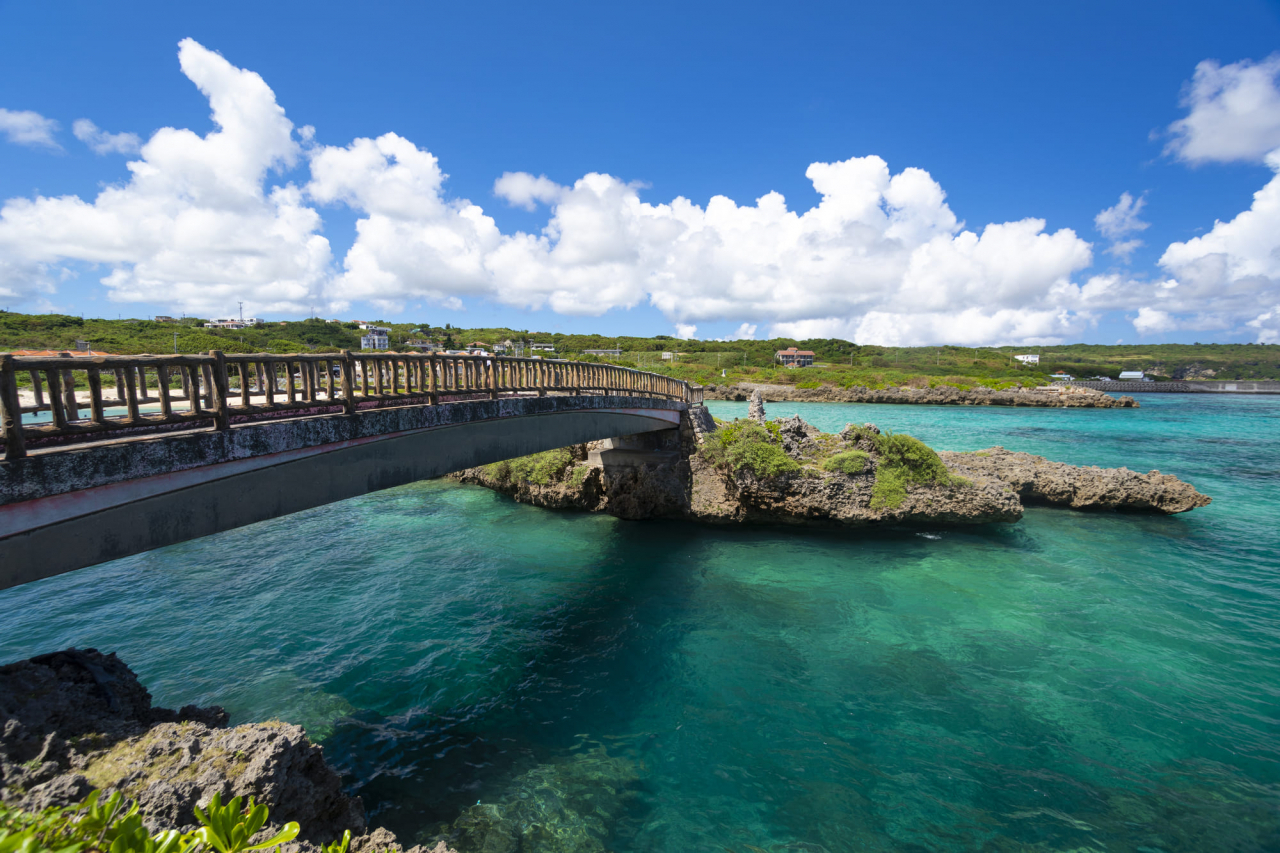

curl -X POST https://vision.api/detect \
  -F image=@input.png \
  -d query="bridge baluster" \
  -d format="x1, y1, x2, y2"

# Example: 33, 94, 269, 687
86, 368, 105, 424
0, 354, 27, 460
45, 367, 67, 430
157, 366, 172, 418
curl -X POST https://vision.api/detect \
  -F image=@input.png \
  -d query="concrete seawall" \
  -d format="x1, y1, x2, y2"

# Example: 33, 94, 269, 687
1065, 380, 1280, 394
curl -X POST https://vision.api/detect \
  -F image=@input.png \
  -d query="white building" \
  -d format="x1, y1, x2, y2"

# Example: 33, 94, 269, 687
1014, 354, 1040, 364
204, 319, 245, 329
1118, 370, 1147, 381
531, 343, 555, 352
361, 331, 389, 350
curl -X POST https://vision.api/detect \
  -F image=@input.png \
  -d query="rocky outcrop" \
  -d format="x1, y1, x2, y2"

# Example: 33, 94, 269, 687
705, 382, 1139, 408
455, 407, 1022, 528
747, 389, 767, 422
940, 447, 1212, 514
456, 402, 1209, 526
0, 649, 450, 853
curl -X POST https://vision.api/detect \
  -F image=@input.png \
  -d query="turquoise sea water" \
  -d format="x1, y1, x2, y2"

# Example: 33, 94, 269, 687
2, 394, 1279, 852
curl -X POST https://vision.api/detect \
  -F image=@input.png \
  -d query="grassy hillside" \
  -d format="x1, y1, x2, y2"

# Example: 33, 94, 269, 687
2, 311, 1276, 388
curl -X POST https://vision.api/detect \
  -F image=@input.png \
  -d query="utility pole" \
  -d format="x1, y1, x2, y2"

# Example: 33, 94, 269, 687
238, 301, 244, 323
173, 332, 178, 354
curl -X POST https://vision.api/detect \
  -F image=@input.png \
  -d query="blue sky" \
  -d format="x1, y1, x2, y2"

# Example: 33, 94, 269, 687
2, 0, 1279, 345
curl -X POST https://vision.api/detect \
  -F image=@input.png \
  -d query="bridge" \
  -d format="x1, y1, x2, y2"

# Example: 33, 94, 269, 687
0, 350, 702, 591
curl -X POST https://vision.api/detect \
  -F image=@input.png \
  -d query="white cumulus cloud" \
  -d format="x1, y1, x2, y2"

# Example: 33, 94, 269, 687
1095, 193, 1149, 262
72, 119, 142, 155
323, 151, 1096, 345
493, 172, 563, 210
1166, 55, 1280, 165
1158, 149, 1280, 341
0, 39, 331, 315
0, 108, 61, 150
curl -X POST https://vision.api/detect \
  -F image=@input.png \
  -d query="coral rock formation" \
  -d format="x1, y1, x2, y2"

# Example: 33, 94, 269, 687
940, 447, 1212, 514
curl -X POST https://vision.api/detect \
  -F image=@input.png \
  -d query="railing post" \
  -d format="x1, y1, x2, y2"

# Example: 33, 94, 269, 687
0, 353, 27, 461
58, 353, 79, 421
210, 350, 230, 431
340, 350, 356, 414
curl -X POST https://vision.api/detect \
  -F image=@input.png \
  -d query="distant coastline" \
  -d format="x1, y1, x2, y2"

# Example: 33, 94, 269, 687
703, 382, 1139, 408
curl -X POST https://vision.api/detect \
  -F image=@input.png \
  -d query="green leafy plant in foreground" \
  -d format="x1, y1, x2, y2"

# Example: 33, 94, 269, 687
0, 790, 300, 853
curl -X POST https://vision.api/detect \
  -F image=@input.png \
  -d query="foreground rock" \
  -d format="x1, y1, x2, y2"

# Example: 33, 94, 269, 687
940, 446, 1212, 514
0, 648, 450, 853
706, 382, 1139, 408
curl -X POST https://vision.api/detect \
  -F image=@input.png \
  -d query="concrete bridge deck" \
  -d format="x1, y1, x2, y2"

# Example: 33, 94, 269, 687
0, 350, 700, 590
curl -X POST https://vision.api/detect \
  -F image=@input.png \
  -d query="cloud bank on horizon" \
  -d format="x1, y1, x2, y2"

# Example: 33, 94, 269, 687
1, 40, 1279, 345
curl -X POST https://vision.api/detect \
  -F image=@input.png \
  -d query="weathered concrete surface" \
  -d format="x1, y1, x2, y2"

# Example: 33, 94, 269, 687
0, 395, 683, 590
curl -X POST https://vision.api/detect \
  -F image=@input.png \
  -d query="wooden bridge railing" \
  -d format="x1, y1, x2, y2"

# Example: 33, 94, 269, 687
0, 350, 702, 460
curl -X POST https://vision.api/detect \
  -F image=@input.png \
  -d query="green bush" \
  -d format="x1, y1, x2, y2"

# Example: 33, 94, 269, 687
868, 431, 966, 510
822, 450, 870, 474
485, 447, 576, 486
702, 421, 799, 479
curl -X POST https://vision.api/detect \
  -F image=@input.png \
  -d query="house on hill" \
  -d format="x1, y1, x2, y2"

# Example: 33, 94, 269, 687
775, 347, 815, 367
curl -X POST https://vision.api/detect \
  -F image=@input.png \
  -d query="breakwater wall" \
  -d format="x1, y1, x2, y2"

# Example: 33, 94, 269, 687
1065, 380, 1280, 394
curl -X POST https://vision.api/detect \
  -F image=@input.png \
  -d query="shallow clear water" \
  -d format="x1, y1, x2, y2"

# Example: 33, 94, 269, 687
3, 394, 1279, 852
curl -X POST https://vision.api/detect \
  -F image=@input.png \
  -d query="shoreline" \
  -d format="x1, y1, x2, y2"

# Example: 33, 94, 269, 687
703, 381, 1139, 408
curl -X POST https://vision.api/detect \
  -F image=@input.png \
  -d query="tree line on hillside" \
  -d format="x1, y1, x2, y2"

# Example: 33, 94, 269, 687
1, 311, 1276, 381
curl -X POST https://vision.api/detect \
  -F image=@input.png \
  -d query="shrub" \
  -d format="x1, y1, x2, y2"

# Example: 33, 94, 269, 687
795, 381, 822, 390
868, 431, 967, 510
485, 447, 576, 486
822, 450, 870, 475
702, 421, 799, 479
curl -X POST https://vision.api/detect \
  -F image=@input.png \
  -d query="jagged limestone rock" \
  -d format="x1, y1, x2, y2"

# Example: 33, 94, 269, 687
940, 446, 1212, 514
0, 649, 450, 853
747, 389, 767, 422
453, 408, 1209, 526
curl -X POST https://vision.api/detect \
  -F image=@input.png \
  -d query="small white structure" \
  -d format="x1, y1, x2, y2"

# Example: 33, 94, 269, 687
1049, 372, 1074, 381
361, 330, 389, 350
204, 319, 245, 329
1014, 354, 1040, 365
1118, 370, 1146, 381
531, 343, 555, 352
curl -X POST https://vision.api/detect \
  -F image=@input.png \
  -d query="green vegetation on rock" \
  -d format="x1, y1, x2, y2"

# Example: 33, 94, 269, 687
484, 447, 577, 486
821, 449, 870, 475
869, 432, 967, 510
701, 421, 799, 479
